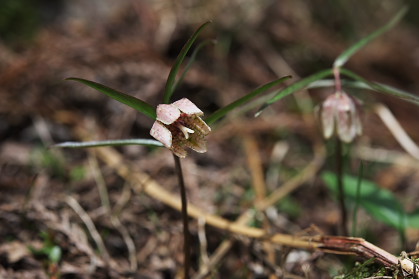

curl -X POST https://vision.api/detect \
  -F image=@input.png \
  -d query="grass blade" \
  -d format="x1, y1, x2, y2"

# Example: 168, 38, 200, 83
407, 209, 419, 228
55, 139, 163, 148
67, 78, 156, 119
172, 39, 216, 94
333, 7, 407, 68
256, 69, 333, 116
206, 75, 292, 125
164, 21, 212, 104
340, 68, 419, 105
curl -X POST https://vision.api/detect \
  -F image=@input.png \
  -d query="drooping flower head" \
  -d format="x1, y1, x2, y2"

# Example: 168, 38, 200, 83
150, 98, 211, 158
320, 91, 362, 143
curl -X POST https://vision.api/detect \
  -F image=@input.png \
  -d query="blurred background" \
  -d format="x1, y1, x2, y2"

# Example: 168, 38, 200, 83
1, 0, 419, 278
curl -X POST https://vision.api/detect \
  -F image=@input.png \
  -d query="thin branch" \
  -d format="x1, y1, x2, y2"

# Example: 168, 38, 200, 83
197, 217, 210, 275
66, 196, 110, 262
89, 155, 111, 211
89, 154, 137, 271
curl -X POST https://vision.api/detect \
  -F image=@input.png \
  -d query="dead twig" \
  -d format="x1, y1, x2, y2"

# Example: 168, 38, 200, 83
353, 145, 419, 168
196, 217, 210, 277
89, 154, 138, 271
374, 103, 419, 160
66, 196, 110, 263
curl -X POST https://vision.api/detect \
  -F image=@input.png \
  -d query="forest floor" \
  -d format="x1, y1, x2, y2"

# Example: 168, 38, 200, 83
1, 1, 419, 278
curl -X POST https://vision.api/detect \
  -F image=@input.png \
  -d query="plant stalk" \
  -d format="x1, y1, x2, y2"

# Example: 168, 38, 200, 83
335, 138, 348, 235
173, 154, 191, 279
333, 67, 342, 92
351, 161, 364, 236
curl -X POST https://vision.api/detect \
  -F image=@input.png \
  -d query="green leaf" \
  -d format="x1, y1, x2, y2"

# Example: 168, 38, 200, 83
66, 78, 156, 119
172, 39, 216, 94
340, 68, 419, 105
333, 7, 407, 69
323, 171, 407, 230
256, 69, 333, 116
407, 209, 419, 228
206, 75, 292, 125
55, 139, 163, 148
164, 21, 212, 104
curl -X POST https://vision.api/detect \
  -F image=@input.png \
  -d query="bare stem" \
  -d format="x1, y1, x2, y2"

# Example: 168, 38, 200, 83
173, 154, 191, 279
333, 67, 342, 92
335, 138, 348, 235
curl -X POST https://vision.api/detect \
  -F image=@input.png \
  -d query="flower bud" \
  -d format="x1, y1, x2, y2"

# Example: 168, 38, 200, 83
320, 91, 362, 143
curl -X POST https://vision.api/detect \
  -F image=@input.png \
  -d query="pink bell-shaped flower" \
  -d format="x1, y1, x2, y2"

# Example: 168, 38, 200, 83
150, 98, 211, 158
320, 91, 362, 143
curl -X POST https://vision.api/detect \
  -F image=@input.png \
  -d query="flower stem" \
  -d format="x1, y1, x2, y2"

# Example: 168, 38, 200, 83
335, 138, 348, 235
173, 154, 191, 278
351, 161, 364, 236
333, 67, 342, 93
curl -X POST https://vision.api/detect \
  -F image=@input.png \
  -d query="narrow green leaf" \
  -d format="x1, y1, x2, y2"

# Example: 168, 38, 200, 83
164, 21, 212, 104
55, 139, 163, 148
206, 75, 292, 125
334, 7, 407, 68
323, 171, 407, 230
407, 209, 419, 228
256, 69, 333, 117
340, 68, 419, 105
173, 39, 216, 94
308, 78, 419, 106
66, 78, 156, 119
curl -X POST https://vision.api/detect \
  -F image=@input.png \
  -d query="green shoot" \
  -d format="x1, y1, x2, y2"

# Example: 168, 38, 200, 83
172, 39, 216, 94
164, 21, 212, 104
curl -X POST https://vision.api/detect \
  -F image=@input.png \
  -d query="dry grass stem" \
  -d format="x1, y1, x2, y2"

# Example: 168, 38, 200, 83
66, 196, 110, 262
375, 103, 419, 160
250, 36, 314, 115
354, 145, 419, 167
244, 135, 277, 278
197, 217, 210, 275
89, 154, 138, 271
89, 155, 111, 212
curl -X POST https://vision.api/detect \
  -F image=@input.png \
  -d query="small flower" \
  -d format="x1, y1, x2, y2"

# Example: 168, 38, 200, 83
150, 98, 211, 158
320, 91, 362, 143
